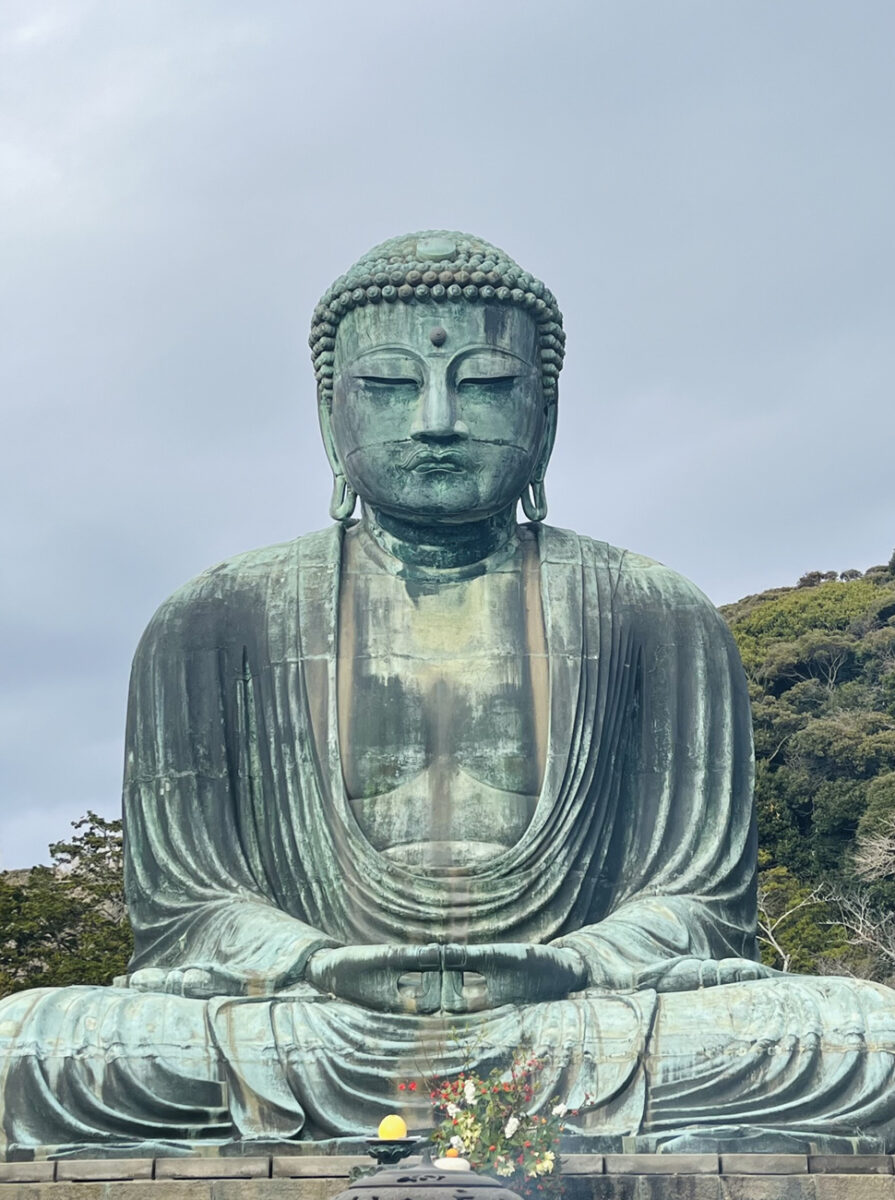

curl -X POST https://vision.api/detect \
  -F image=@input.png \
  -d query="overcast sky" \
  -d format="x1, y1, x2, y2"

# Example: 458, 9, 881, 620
2, 1, 893, 867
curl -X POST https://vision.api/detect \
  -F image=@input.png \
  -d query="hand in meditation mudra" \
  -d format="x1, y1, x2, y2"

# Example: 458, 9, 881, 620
4, 231, 895, 1158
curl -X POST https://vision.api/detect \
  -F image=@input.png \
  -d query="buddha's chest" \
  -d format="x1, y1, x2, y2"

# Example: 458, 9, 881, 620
336, 538, 548, 867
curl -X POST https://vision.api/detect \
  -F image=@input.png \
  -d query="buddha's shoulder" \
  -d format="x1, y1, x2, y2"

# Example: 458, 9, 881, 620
543, 525, 718, 614
167, 527, 335, 600
140, 527, 338, 636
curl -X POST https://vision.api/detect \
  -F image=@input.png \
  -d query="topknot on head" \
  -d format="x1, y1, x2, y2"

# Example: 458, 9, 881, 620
309, 230, 565, 407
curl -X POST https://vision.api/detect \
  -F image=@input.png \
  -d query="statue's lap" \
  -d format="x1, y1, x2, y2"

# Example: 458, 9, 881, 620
3, 974, 895, 1151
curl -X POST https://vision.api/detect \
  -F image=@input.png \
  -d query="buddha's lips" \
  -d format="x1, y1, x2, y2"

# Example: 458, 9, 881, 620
402, 449, 467, 473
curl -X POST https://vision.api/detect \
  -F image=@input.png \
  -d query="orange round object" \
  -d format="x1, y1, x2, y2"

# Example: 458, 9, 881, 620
445, 1147, 459, 1157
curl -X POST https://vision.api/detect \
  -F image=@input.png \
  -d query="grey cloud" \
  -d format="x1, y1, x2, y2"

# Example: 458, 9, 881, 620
2, 0, 893, 865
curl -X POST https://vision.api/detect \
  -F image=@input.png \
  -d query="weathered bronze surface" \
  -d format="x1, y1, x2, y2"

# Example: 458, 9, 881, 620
3, 231, 895, 1158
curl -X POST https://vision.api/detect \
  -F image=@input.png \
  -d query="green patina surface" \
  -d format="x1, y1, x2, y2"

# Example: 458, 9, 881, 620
2, 232, 895, 1159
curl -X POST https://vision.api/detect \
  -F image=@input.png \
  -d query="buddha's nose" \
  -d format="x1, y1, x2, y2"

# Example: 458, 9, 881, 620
410, 374, 469, 441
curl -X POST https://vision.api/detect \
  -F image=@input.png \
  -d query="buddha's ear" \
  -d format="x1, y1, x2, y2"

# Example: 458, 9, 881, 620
521, 399, 557, 523
532, 398, 558, 485
318, 394, 358, 523
317, 395, 344, 477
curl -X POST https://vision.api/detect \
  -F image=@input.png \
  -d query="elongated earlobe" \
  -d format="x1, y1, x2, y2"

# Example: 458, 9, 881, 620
330, 473, 357, 523
521, 479, 547, 522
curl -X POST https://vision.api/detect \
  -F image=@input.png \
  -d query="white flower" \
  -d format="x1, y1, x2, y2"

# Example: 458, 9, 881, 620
551, 1103, 568, 1117
446, 1102, 460, 1118
504, 1115, 520, 1138
535, 1151, 556, 1175
463, 1079, 477, 1105
450, 1135, 466, 1152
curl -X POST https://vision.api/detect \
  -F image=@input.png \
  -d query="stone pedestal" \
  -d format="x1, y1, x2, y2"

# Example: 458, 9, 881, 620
2, 1155, 895, 1200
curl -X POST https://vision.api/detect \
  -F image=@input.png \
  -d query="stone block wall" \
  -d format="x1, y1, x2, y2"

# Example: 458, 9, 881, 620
3, 1155, 895, 1200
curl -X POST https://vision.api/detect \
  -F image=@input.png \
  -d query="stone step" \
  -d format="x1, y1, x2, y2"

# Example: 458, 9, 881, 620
2, 1156, 895, 1199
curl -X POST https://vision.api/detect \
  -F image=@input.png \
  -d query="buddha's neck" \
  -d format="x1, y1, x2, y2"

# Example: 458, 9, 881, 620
360, 504, 519, 574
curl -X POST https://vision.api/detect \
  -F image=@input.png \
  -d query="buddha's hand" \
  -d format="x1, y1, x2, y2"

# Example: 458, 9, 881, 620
439, 943, 588, 1013
125, 964, 257, 998
304, 944, 446, 1014
635, 956, 780, 993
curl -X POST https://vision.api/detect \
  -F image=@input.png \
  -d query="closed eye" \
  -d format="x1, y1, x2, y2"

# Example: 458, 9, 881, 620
358, 376, 420, 387
457, 376, 517, 389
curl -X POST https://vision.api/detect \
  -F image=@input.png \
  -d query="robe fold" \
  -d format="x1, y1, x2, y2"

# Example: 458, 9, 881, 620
4, 523, 895, 1157
123, 523, 757, 982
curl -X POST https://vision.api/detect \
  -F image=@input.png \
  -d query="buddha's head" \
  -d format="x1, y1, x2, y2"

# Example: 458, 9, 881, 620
311, 232, 565, 527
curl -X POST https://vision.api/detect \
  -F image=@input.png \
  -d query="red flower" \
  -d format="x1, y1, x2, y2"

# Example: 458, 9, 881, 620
398, 1083, 406, 1091
409, 1081, 417, 1091
524, 1141, 531, 1148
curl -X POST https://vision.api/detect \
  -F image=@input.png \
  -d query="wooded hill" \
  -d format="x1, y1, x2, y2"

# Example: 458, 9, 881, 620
2, 550, 895, 997
722, 550, 895, 978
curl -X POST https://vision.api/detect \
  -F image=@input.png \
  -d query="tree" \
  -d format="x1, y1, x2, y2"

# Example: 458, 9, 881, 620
797, 571, 827, 589
0, 811, 132, 998
822, 887, 895, 986
756, 866, 848, 972
856, 774, 895, 850
723, 567, 895, 884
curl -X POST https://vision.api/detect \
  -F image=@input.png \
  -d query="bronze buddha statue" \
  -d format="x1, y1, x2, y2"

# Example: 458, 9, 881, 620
2, 231, 894, 1159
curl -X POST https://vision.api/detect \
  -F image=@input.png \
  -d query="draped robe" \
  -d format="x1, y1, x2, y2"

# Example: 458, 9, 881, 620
3, 524, 895, 1157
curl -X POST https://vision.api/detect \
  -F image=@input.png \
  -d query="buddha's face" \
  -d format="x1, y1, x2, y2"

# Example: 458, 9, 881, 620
329, 302, 548, 523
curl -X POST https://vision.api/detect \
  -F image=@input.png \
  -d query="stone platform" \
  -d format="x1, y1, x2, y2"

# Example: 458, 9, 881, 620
3, 1155, 895, 1200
